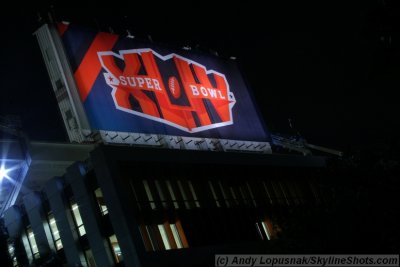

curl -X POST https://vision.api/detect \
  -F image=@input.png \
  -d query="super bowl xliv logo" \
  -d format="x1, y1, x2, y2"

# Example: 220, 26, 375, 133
98, 49, 236, 133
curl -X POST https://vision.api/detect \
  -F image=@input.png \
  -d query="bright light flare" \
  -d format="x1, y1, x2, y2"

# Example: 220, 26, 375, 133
0, 164, 10, 180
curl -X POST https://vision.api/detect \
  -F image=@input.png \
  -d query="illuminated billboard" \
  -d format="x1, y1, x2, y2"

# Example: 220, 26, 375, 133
54, 24, 269, 143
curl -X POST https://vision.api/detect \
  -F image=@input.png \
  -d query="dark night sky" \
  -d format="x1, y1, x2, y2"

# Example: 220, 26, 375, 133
1, 1, 399, 151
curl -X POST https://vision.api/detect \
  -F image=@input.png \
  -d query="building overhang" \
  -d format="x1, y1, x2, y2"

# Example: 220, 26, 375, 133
0, 140, 94, 217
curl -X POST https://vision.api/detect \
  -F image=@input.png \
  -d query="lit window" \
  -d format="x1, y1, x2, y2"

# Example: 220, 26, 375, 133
166, 180, 179, 209
177, 181, 190, 209
70, 201, 86, 236
7, 243, 15, 256
170, 223, 183, 249
261, 221, 271, 240
208, 181, 221, 207
26, 226, 40, 259
256, 219, 274, 241
188, 181, 200, 208
255, 222, 264, 240
145, 225, 158, 250
139, 221, 188, 251
143, 180, 156, 210
155, 180, 168, 208
94, 188, 109, 215
109, 235, 123, 263
139, 225, 157, 251
8, 242, 19, 267
48, 213, 63, 250
157, 224, 171, 250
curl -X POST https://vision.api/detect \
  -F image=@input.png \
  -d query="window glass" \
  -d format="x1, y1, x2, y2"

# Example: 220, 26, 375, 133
109, 234, 123, 263
94, 188, 109, 215
208, 181, 221, 207
188, 181, 200, 208
26, 227, 40, 259
166, 180, 179, 209
157, 224, 171, 250
143, 180, 156, 209
140, 221, 188, 251
170, 223, 183, 248
71, 201, 86, 236
48, 213, 63, 250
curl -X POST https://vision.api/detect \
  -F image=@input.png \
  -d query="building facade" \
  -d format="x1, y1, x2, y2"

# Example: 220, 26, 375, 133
3, 144, 326, 267
1, 21, 330, 267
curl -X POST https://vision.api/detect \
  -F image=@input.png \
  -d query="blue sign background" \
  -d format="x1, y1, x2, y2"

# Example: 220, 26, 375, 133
61, 25, 270, 142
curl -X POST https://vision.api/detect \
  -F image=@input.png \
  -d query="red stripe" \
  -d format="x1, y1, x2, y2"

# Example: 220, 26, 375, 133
57, 22, 69, 37
74, 32, 118, 102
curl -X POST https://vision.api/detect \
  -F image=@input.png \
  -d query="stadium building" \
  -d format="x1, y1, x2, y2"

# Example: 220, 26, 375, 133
1, 22, 330, 267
